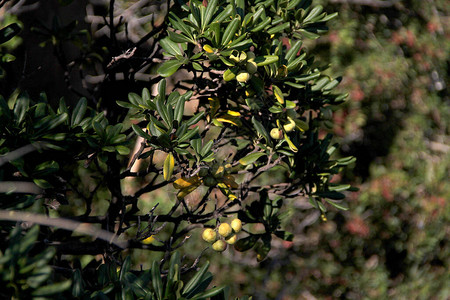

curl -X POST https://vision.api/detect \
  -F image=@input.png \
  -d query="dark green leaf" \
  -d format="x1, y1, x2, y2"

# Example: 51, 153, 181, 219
158, 59, 184, 77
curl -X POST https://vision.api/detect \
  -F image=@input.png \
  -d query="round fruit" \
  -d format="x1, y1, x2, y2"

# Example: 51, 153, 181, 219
218, 223, 232, 238
212, 240, 227, 252
198, 168, 208, 177
236, 71, 251, 83
203, 176, 217, 187
202, 228, 217, 243
246, 51, 256, 60
246, 61, 257, 74
270, 128, 283, 140
283, 117, 296, 132
230, 218, 242, 233
225, 234, 237, 245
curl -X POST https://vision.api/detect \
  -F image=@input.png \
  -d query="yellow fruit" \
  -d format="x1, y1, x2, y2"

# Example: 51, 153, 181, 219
230, 218, 242, 233
236, 71, 251, 83
225, 234, 237, 245
218, 223, 232, 238
202, 228, 217, 243
246, 61, 258, 74
283, 117, 296, 132
212, 240, 227, 252
270, 128, 283, 140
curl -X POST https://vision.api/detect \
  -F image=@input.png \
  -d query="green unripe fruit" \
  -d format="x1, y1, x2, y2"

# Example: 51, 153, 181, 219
246, 51, 256, 60
198, 168, 208, 177
202, 228, 217, 243
218, 223, 232, 238
212, 240, 227, 252
236, 71, 251, 83
246, 61, 258, 74
270, 128, 283, 140
283, 117, 296, 132
203, 176, 217, 187
225, 234, 237, 245
230, 218, 242, 233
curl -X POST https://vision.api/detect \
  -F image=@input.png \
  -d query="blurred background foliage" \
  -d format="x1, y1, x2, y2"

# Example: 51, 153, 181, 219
1, 0, 448, 299
206, 0, 449, 298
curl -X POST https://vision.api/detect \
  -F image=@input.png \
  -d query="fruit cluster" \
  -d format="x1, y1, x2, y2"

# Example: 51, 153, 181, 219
202, 219, 242, 252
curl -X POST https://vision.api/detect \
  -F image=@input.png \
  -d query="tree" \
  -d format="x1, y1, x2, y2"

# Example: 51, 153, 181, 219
0, 0, 355, 298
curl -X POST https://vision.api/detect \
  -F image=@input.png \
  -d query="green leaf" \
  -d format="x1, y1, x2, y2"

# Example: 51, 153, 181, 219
178, 127, 200, 142
251, 117, 270, 144
160, 37, 184, 56
254, 55, 278, 66
156, 97, 171, 127
163, 152, 175, 181
303, 5, 323, 23
285, 40, 302, 63
250, 17, 271, 32
152, 261, 164, 300
267, 22, 290, 35
234, 235, 259, 252
325, 199, 349, 210
168, 30, 193, 44
128, 92, 142, 106
182, 261, 210, 296
0, 23, 21, 44
186, 111, 205, 127
174, 95, 186, 123
274, 230, 294, 241
223, 67, 238, 81
158, 79, 167, 102
272, 85, 284, 104
192, 62, 203, 71
132, 124, 152, 140
119, 256, 131, 281
317, 191, 345, 200
116, 145, 130, 155
158, 59, 184, 77
239, 152, 266, 165
13, 93, 30, 124
71, 97, 87, 126
32, 280, 72, 297
221, 17, 240, 46
192, 285, 226, 299
203, 0, 218, 29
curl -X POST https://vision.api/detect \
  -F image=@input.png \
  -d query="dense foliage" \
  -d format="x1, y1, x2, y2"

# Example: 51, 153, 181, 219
0, 0, 359, 298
